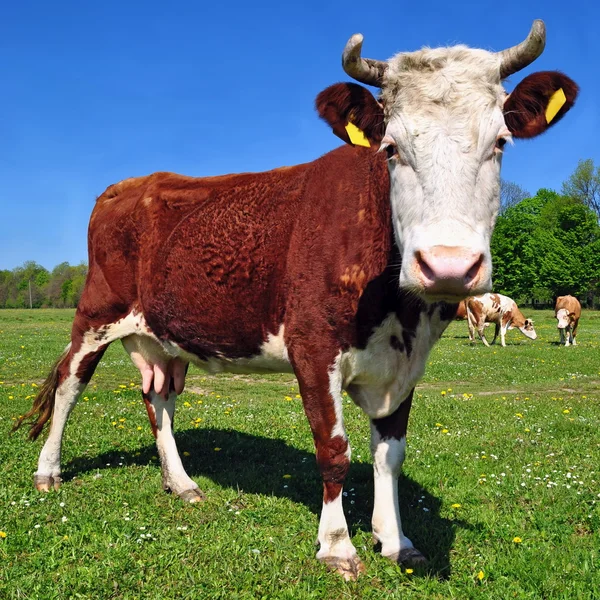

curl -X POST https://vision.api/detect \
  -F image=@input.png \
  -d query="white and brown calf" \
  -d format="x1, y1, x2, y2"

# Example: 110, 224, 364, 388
555, 295, 581, 346
466, 293, 537, 347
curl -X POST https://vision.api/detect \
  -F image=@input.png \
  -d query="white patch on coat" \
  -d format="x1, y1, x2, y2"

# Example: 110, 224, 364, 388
328, 353, 350, 454
342, 308, 450, 418
123, 320, 293, 376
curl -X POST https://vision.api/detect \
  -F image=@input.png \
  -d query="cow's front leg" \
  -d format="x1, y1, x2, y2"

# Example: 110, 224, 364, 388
500, 324, 507, 347
559, 328, 565, 345
293, 351, 363, 580
564, 327, 571, 347
371, 391, 427, 567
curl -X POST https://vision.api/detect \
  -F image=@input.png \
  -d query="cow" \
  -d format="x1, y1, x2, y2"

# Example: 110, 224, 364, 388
14, 21, 577, 579
455, 300, 468, 320
466, 293, 537, 347
555, 295, 581, 346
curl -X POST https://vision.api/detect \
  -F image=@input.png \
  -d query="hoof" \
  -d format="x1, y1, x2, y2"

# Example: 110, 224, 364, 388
34, 474, 62, 492
320, 555, 366, 581
396, 547, 428, 567
179, 488, 206, 503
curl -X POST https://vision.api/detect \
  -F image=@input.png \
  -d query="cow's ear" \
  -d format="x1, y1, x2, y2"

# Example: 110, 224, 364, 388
316, 83, 385, 147
504, 71, 579, 139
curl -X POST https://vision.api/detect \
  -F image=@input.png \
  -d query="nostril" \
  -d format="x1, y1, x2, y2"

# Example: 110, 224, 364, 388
415, 251, 436, 282
465, 254, 484, 284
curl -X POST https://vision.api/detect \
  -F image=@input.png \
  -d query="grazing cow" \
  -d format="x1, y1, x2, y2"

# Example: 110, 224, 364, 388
455, 300, 468, 320
14, 22, 577, 579
555, 295, 581, 346
466, 293, 537, 347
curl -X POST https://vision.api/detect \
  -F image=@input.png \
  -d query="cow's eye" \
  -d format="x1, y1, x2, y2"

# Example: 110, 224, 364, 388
379, 136, 398, 161
385, 144, 398, 160
495, 137, 508, 151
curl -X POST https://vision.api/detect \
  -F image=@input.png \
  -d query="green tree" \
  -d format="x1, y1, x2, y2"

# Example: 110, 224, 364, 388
561, 159, 600, 219
491, 189, 600, 305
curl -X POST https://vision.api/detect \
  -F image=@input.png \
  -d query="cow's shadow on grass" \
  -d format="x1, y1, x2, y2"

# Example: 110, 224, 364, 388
63, 427, 473, 579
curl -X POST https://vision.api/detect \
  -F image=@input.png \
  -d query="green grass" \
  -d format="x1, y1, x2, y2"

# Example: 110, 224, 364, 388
1, 308, 599, 599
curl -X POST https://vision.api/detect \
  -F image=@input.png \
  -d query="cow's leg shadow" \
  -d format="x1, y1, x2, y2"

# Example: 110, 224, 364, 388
62, 427, 468, 578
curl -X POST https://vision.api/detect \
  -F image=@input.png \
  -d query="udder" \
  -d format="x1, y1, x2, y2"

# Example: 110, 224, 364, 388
122, 335, 188, 398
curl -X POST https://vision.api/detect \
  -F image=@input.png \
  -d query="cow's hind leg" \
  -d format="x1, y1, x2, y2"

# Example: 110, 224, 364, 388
143, 389, 204, 502
477, 320, 490, 347
370, 391, 426, 567
292, 350, 363, 580
14, 331, 108, 491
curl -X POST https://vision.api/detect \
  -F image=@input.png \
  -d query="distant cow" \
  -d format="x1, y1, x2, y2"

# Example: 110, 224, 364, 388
466, 293, 537, 347
455, 301, 468, 320
555, 295, 581, 346
13, 21, 577, 580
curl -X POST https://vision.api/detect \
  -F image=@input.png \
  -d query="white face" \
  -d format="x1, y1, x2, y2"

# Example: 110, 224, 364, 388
556, 308, 570, 329
380, 46, 507, 302
519, 321, 537, 340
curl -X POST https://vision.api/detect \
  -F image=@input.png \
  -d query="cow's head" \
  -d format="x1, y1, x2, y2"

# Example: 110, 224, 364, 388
317, 21, 578, 302
555, 308, 571, 329
520, 318, 537, 340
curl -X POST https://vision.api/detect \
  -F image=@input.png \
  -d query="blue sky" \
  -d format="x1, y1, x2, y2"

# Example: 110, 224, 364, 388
1, 0, 597, 270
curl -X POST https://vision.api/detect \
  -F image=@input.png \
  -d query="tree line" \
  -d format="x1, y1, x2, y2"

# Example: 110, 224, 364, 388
0, 261, 87, 308
1, 159, 599, 309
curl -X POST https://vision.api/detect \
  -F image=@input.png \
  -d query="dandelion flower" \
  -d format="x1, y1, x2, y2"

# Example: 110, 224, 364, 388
0, 531, 6, 538
442, 429, 449, 434
214, 447, 221, 452
183, 451, 191, 457
440, 391, 446, 396
477, 570, 484, 581
283, 474, 292, 479
512, 537, 522, 543
405, 568, 413, 574
451, 503, 461, 508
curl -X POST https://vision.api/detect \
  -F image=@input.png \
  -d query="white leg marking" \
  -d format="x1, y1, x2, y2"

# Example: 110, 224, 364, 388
316, 493, 357, 562
36, 373, 85, 480
370, 426, 413, 559
148, 391, 200, 497
329, 353, 350, 459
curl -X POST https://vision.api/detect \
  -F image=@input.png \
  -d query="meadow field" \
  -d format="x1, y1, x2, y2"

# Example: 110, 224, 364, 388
1, 308, 599, 599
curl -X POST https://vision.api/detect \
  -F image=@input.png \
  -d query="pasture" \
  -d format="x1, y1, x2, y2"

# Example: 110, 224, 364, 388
1, 308, 599, 599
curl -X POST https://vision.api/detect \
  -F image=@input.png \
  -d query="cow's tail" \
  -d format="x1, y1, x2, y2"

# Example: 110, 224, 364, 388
12, 344, 71, 441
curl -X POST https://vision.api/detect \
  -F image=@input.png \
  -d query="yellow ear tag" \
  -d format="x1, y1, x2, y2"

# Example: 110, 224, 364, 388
345, 121, 371, 147
545, 88, 567, 124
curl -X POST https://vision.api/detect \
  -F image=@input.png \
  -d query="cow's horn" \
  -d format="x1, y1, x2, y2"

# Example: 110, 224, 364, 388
498, 20, 546, 79
342, 34, 388, 88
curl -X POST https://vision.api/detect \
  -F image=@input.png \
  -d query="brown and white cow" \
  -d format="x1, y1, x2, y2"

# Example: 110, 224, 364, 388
466, 293, 537, 347
454, 300, 468, 320
14, 22, 577, 579
555, 295, 581, 346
